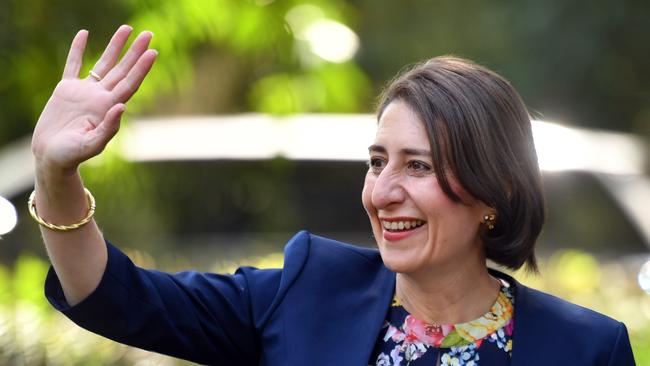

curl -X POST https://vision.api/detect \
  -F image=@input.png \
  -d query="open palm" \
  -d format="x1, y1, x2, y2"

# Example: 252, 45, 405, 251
32, 25, 157, 174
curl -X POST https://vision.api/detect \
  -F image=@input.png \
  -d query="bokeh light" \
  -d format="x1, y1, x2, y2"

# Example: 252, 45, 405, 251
0, 196, 17, 236
638, 259, 650, 294
302, 20, 359, 63
286, 4, 359, 63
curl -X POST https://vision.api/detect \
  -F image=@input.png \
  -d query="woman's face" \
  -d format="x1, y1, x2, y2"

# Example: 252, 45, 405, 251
362, 100, 490, 275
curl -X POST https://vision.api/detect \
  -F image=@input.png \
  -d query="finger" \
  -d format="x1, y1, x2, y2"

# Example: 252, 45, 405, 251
87, 103, 126, 155
102, 31, 153, 89
112, 49, 157, 102
90, 25, 133, 79
62, 30, 89, 79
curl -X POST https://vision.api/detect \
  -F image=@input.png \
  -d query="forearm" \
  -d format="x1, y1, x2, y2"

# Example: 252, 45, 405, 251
35, 163, 107, 306
31, 25, 154, 306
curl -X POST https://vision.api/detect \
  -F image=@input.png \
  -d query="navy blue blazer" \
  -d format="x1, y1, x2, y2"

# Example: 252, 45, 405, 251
45, 231, 635, 365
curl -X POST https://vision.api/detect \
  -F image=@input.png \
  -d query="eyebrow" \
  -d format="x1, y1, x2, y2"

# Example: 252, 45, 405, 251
367, 144, 431, 157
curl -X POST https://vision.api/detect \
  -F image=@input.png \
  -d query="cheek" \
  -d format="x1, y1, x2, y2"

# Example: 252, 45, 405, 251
430, 189, 484, 235
447, 180, 487, 222
418, 179, 474, 222
447, 177, 476, 204
361, 174, 376, 213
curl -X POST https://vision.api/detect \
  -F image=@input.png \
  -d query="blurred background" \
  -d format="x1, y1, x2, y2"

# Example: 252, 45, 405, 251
1, 0, 649, 364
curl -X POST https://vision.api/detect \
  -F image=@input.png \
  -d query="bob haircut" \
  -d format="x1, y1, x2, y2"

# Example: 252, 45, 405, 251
377, 56, 545, 272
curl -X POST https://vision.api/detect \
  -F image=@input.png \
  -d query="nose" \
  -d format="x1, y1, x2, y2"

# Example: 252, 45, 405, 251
371, 168, 406, 209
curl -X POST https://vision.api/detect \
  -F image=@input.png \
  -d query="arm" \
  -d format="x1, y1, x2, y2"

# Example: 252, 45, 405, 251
45, 242, 282, 365
31, 25, 156, 305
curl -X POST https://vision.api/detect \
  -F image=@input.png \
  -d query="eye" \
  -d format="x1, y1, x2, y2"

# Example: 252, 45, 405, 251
367, 157, 386, 174
406, 160, 432, 175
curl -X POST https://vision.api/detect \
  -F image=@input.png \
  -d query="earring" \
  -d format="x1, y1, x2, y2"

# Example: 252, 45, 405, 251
483, 214, 496, 230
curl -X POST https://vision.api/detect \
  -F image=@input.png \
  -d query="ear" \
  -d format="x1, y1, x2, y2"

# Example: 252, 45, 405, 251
476, 200, 495, 218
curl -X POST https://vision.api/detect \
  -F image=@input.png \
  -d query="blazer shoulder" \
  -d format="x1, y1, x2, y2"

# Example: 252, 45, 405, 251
521, 285, 621, 329
283, 230, 383, 268
514, 282, 635, 365
280, 231, 389, 296
257, 230, 384, 305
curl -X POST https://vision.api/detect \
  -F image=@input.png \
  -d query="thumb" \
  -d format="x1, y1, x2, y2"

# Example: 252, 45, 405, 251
86, 103, 126, 157
97, 103, 126, 143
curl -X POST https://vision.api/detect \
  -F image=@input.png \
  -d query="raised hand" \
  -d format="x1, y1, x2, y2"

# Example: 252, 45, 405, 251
32, 25, 157, 175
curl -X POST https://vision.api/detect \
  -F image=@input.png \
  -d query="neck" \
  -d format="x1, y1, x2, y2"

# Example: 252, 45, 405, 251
395, 253, 500, 325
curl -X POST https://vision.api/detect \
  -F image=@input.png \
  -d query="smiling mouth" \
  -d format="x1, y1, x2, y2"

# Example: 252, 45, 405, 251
381, 220, 425, 232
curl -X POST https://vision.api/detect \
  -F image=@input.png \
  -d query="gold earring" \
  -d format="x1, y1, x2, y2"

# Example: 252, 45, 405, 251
483, 214, 496, 230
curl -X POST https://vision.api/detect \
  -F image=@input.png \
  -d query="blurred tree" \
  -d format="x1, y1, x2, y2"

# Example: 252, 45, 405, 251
0, 0, 372, 259
353, 0, 649, 134
2, 0, 647, 147
123, 0, 370, 114
0, 0, 371, 150
0, 0, 131, 147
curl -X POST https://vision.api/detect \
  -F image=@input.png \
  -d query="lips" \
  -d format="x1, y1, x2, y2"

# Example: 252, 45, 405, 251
379, 217, 426, 241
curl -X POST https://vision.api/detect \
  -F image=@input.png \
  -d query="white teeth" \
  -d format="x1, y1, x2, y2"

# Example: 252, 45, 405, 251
381, 220, 424, 231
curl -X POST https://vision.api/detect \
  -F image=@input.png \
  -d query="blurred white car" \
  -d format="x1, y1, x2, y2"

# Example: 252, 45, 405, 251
1, 114, 649, 290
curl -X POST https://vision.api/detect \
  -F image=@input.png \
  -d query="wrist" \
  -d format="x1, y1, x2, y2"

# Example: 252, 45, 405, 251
34, 158, 80, 184
33, 165, 88, 226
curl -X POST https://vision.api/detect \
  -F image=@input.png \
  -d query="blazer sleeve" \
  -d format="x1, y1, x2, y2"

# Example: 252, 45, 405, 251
44, 241, 283, 365
607, 322, 636, 366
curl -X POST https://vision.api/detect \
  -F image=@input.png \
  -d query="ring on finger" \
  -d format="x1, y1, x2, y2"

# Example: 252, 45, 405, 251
89, 70, 102, 82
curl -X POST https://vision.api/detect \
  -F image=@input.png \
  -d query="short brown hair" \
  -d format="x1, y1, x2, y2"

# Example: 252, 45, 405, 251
377, 56, 545, 271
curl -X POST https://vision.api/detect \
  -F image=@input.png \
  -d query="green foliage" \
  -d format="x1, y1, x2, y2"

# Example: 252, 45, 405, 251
634, 324, 650, 366
2, 0, 649, 148
0, 255, 195, 365
249, 62, 370, 114
12, 256, 49, 313
120, 0, 369, 113
353, 0, 650, 134
1, 0, 370, 148
0, 0, 132, 147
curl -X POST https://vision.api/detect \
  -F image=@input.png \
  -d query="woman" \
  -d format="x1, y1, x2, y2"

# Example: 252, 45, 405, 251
32, 26, 634, 365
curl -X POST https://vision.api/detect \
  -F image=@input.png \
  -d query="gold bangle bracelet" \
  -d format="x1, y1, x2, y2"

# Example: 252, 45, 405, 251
28, 188, 96, 231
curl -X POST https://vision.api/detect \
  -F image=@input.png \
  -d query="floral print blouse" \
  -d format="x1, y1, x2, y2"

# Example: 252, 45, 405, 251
368, 280, 514, 366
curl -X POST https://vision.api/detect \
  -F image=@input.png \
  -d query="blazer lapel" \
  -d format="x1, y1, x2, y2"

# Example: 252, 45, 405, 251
317, 265, 396, 365
349, 266, 396, 365
493, 270, 549, 366
280, 247, 396, 366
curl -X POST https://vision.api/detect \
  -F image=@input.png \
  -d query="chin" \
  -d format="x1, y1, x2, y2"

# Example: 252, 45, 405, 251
377, 245, 424, 274
382, 261, 412, 274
